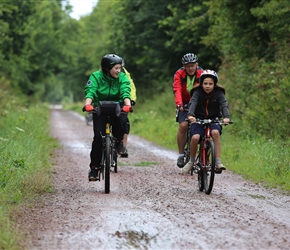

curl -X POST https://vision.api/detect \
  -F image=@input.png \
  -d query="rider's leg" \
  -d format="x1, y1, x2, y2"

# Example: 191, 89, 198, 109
89, 114, 106, 181
211, 128, 226, 170
112, 115, 126, 154
177, 121, 187, 153
182, 124, 203, 174
211, 129, 221, 158
176, 113, 188, 167
190, 134, 200, 160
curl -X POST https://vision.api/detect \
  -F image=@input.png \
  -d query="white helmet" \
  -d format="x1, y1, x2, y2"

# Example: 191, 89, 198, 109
200, 69, 219, 85
181, 53, 198, 65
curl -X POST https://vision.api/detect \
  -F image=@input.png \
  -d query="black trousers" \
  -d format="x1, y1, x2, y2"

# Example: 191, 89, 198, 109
90, 113, 126, 167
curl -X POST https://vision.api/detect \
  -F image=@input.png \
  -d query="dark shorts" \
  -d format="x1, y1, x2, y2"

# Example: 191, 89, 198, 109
189, 123, 222, 138
177, 111, 188, 124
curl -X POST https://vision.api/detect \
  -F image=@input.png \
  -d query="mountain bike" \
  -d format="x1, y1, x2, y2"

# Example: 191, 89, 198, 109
189, 118, 233, 195
83, 101, 131, 194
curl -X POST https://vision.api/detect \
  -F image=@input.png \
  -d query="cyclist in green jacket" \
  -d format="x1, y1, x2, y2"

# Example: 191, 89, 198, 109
83, 54, 131, 181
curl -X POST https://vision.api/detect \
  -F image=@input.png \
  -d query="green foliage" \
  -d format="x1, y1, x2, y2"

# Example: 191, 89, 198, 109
131, 88, 177, 150
222, 133, 290, 190
0, 82, 58, 249
158, 0, 221, 70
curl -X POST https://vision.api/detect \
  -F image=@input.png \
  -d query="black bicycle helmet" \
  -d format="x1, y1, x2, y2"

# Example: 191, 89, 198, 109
199, 69, 219, 85
119, 57, 125, 67
101, 54, 122, 73
181, 53, 198, 65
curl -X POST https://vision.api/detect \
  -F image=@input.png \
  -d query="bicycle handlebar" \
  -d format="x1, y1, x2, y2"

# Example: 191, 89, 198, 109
82, 106, 133, 113
194, 118, 233, 125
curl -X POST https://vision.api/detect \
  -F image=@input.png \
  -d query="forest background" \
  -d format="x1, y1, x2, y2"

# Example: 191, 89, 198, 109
1, 0, 289, 139
0, 0, 289, 247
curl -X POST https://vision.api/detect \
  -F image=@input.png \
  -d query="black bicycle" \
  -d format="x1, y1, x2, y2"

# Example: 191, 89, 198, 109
190, 118, 233, 195
83, 101, 131, 193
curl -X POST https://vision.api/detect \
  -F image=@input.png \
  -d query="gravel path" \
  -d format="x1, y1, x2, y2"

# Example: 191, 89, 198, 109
17, 108, 290, 250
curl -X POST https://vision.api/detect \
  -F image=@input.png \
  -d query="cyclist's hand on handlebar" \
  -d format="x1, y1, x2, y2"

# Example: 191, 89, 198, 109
223, 118, 230, 124
122, 105, 132, 113
82, 104, 94, 112
188, 116, 196, 123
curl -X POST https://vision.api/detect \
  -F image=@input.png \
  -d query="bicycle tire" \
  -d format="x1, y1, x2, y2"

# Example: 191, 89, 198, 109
185, 126, 191, 165
104, 136, 111, 193
113, 144, 118, 173
197, 149, 204, 192
203, 140, 215, 195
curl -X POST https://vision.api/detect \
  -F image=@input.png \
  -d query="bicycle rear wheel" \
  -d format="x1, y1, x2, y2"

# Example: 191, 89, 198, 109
104, 136, 111, 193
203, 140, 215, 195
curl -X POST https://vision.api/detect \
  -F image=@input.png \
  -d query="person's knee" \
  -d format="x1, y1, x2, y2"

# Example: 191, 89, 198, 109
191, 134, 200, 143
211, 129, 220, 138
179, 122, 187, 132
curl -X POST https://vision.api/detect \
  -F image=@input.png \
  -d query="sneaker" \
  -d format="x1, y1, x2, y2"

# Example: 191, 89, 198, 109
216, 162, 226, 171
182, 161, 194, 174
116, 141, 126, 154
120, 148, 128, 158
88, 167, 99, 181
177, 156, 185, 168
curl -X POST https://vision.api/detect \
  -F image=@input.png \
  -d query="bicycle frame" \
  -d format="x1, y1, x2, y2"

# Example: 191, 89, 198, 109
99, 117, 118, 194
201, 126, 211, 166
193, 120, 216, 195
193, 118, 232, 194
83, 101, 131, 194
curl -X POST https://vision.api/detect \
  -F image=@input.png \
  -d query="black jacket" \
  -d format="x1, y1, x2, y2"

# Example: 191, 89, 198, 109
188, 85, 230, 119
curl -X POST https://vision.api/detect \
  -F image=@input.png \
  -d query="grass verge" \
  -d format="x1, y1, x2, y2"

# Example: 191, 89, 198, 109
0, 97, 58, 249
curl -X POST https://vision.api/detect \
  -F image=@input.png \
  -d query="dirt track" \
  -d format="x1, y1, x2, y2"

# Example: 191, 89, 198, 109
17, 108, 290, 250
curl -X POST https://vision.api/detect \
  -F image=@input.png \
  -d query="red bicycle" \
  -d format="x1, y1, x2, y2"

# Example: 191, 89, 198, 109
191, 118, 233, 195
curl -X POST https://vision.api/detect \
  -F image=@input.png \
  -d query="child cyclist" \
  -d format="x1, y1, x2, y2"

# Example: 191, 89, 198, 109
182, 70, 230, 174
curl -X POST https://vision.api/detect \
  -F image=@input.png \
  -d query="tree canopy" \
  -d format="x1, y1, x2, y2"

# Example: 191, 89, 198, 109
0, 0, 289, 139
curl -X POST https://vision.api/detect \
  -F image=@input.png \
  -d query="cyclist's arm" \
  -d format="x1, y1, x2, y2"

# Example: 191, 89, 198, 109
173, 71, 183, 107
123, 98, 131, 106
123, 68, 137, 102
218, 92, 230, 119
84, 73, 99, 104
85, 98, 93, 105
187, 91, 199, 118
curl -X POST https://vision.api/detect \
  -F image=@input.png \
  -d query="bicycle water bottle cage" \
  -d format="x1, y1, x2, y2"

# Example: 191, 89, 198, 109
97, 101, 121, 117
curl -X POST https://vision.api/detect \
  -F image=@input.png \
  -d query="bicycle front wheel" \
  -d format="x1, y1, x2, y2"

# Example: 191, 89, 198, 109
203, 140, 215, 195
113, 144, 118, 173
104, 136, 111, 193
197, 151, 204, 192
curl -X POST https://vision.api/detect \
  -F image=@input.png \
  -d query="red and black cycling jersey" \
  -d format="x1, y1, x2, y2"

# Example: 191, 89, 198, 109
173, 67, 203, 107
